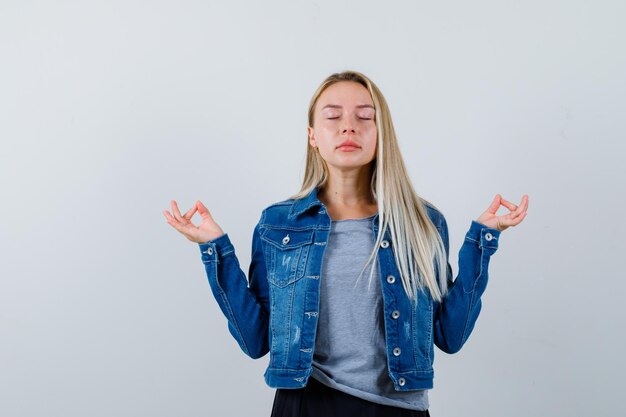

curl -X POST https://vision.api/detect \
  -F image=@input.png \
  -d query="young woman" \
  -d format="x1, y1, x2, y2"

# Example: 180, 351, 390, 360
164, 70, 529, 417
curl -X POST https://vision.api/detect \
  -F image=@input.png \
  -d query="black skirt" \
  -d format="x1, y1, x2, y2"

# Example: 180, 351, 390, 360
270, 376, 430, 417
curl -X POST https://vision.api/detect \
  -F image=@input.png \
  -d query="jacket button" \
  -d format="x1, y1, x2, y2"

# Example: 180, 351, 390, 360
282, 234, 290, 245
206, 247, 214, 255
391, 310, 400, 319
398, 377, 406, 386
386, 275, 396, 284
380, 240, 389, 248
393, 347, 401, 356
485, 232, 493, 241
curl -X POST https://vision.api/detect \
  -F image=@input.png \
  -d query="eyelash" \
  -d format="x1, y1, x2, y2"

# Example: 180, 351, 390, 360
327, 117, 372, 120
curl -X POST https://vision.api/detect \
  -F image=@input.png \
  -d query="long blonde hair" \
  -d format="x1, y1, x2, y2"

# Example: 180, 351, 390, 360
288, 70, 449, 303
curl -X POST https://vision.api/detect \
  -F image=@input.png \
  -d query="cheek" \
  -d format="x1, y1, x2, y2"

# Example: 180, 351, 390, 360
364, 125, 378, 144
315, 127, 335, 145
320, 124, 337, 134
364, 122, 377, 133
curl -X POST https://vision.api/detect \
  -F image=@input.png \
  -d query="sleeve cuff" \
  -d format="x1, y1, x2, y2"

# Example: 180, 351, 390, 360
198, 233, 234, 262
464, 220, 501, 250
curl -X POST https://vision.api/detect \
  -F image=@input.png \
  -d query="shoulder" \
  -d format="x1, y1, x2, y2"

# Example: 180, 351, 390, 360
257, 197, 298, 226
263, 197, 296, 215
420, 197, 447, 230
420, 198, 451, 252
264, 197, 296, 211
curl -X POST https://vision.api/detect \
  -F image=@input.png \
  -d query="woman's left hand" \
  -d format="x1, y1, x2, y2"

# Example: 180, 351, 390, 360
476, 194, 529, 232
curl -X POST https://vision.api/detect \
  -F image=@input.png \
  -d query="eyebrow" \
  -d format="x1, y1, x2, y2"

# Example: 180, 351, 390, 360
321, 104, 375, 110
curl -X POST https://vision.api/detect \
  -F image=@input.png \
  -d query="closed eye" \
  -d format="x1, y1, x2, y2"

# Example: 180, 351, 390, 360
327, 117, 372, 120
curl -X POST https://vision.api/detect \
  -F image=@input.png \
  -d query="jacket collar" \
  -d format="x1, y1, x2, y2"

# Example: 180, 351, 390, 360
289, 186, 325, 219
289, 185, 382, 227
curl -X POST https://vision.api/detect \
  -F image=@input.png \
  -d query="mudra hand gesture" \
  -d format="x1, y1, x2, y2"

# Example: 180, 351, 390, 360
476, 194, 529, 232
163, 200, 225, 244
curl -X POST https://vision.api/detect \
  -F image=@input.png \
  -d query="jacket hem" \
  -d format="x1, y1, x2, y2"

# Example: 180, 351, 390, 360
263, 367, 434, 390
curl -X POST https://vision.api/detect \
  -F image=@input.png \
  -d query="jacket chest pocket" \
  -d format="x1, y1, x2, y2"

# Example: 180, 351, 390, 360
261, 228, 314, 288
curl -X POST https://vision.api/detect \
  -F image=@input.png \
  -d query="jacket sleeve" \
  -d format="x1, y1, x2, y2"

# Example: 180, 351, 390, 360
433, 214, 501, 354
198, 212, 270, 359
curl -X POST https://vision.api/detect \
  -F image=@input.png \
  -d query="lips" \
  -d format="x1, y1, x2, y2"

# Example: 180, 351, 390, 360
337, 140, 360, 149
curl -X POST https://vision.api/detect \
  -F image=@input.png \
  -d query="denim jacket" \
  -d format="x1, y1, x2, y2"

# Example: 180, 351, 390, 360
198, 186, 501, 391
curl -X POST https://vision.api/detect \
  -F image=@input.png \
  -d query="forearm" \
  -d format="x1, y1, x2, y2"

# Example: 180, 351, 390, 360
200, 233, 270, 359
434, 220, 501, 353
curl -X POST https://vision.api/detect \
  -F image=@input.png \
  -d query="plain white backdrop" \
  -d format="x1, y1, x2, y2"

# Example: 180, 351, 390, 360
1, 1, 624, 416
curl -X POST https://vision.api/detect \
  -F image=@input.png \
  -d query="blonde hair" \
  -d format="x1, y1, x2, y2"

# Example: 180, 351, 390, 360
288, 70, 449, 303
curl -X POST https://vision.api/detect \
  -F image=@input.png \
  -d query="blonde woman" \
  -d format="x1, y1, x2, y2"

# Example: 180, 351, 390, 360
164, 70, 529, 417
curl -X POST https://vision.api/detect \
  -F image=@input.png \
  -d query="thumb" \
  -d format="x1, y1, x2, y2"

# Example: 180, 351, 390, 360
197, 200, 214, 222
486, 194, 501, 214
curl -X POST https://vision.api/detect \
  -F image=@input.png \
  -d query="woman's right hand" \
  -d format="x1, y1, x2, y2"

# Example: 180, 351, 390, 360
164, 200, 225, 244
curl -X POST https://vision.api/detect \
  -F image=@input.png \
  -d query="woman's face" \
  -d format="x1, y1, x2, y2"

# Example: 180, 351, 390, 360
308, 81, 377, 171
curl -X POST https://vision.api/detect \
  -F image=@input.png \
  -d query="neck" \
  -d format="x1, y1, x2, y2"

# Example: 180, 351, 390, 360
318, 165, 375, 208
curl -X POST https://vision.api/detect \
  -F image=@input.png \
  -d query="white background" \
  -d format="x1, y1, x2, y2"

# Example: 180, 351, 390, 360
1, 1, 624, 416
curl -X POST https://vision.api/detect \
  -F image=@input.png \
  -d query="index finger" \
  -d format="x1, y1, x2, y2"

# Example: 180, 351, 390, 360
182, 204, 198, 220
171, 200, 184, 221
506, 195, 529, 218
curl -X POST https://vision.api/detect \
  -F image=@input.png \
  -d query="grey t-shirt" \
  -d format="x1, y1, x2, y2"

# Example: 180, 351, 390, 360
311, 214, 429, 411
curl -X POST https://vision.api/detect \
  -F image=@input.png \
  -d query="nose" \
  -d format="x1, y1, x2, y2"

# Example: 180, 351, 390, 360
341, 120, 356, 135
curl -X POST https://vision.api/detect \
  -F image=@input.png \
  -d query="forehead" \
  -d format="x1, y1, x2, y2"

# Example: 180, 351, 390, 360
317, 81, 373, 109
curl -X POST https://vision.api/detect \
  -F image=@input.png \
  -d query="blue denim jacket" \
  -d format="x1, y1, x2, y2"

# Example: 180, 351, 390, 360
198, 186, 501, 391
